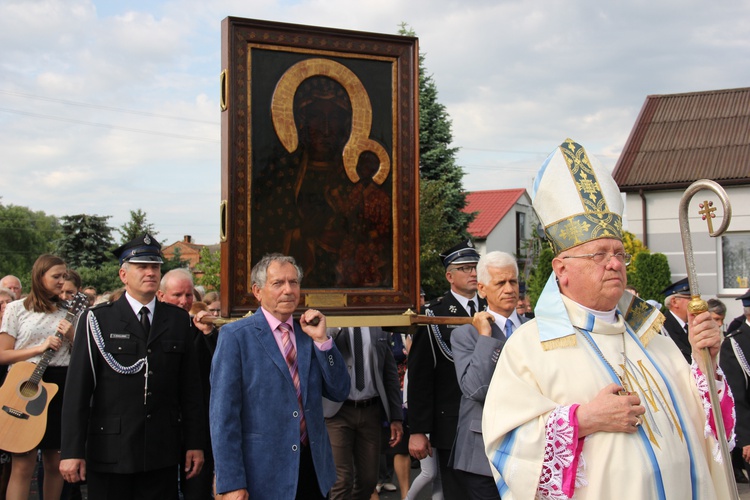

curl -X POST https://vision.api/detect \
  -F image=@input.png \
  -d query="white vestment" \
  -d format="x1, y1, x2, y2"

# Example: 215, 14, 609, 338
482, 276, 733, 499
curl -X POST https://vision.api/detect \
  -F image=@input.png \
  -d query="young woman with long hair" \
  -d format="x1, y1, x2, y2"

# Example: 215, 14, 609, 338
0, 254, 74, 500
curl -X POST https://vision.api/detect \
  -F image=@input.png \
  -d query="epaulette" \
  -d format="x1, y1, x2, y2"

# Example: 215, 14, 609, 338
90, 301, 114, 310
726, 328, 746, 339
424, 296, 444, 310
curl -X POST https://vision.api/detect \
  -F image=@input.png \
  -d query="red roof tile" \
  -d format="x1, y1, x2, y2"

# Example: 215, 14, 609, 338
463, 189, 526, 238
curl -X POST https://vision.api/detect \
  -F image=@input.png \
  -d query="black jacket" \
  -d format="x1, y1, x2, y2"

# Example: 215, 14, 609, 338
61, 294, 207, 473
407, 291, 486, 450
721, 320, 750, 447
663, 311, 692, 364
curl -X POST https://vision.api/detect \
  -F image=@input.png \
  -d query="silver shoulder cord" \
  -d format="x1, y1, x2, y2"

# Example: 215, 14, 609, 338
730, 338, 750, 389
86, 311, 150, 404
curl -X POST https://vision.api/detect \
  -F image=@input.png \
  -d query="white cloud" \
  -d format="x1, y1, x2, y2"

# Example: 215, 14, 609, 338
1, 0, 749, 247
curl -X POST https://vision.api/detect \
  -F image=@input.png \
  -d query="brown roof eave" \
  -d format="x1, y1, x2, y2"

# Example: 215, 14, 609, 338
619, 177, 750, 193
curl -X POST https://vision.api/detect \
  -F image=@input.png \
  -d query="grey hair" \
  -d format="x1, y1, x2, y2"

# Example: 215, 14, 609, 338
664, 294, 675, 309
160, 268, 194, 292
251, 254, 303, 289
707, 298, 726, 317
477, 251, 518, 285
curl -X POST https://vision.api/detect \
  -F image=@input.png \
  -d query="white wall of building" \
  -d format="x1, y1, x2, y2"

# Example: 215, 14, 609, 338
624, 185, 750, 323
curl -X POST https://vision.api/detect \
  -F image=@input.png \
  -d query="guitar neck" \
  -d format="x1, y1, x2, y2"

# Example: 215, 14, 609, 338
28, 308, 78, 385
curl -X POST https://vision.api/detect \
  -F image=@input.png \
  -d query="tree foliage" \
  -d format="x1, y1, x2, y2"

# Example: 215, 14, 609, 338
118, 209, 159, 244
75, 261, 123, 295
56, 214, 116, 269
195, 247, 221, 291
622, 230, 648, 285
161, 246, 190, 273
629, 252, 671, 307
0, 202, 60, 281
526, 245, 555, 309
418, 179, 457, 298
399, 24, 474, 299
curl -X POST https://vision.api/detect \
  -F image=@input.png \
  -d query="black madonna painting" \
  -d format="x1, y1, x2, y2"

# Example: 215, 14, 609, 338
220, 18, 419, 316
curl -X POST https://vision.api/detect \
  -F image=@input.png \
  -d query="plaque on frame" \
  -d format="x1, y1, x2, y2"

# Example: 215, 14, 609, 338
220, 17, 420, 317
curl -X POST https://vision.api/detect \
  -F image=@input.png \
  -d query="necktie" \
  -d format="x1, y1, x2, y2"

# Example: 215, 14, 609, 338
353, 327, 365, 391
505, 319, 514, 338
139, 306, 151, 335
468, 300, 476, 316
279, 324, 308, 445
684, 323, 689, 335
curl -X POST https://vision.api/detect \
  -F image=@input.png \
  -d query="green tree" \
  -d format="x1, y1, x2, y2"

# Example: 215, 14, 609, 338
629, 252, 671, 306
0, 202, 61, 279
622, 230, 649, 286
56, 214, 116, 269
161, 247, 190, 273
76, 261, 123, 295
118, 209, 159, 244
526, 245, 555, 309
399, 24, 474, 298
195, 247, 221, 291
419, 179, 456, 298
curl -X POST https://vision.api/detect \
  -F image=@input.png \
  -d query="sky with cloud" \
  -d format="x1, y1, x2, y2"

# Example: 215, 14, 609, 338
1, 0, 748, 246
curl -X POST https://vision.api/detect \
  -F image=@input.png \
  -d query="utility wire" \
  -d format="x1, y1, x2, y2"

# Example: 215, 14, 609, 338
0, 89, 218, 125
0, 107, 219, 143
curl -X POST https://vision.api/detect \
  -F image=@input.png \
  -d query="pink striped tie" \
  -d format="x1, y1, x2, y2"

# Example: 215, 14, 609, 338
279, 323, 308, 445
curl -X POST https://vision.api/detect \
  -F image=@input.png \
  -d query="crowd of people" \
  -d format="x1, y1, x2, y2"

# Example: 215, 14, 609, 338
0, 138, 747, 500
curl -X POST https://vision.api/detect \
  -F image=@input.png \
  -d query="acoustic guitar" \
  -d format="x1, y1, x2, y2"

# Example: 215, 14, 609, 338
0, 292, 88, 453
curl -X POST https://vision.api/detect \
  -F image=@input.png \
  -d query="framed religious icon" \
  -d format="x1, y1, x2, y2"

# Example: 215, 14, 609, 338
219, 17, 420, 317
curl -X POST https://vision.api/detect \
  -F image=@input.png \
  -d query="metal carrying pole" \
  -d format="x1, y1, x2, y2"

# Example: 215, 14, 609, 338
678, 178, 738, 500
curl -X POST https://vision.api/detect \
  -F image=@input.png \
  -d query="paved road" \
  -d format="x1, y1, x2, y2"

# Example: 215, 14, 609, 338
376, 467, 750, 500
25, 464, 750, 499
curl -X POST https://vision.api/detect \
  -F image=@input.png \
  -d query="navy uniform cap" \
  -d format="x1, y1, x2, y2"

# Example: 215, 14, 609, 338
661, 277, 690, 297
113, 233, 164, 266
439, 239, 480, 268
736, 289, 750, 307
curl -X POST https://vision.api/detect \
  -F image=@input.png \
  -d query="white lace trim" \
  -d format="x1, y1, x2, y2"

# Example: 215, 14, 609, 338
691, 359, 736, 462
537, 405, 587, 499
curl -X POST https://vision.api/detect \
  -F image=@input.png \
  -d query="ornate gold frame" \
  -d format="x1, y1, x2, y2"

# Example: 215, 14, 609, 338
220, 17, 419, 317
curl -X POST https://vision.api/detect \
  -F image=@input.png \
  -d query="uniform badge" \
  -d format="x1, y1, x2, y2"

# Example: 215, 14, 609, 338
144, 235, 152, 244
110, 333, 131, 339
449, 305, 457, 314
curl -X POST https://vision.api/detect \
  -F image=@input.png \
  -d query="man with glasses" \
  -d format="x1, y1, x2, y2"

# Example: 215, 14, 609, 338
408, 239, 486, 497
482, 139, 733, 498
661, 278, 693, 363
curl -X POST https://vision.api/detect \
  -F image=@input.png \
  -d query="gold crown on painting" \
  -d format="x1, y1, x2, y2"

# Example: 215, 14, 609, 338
532, 138, 623, 254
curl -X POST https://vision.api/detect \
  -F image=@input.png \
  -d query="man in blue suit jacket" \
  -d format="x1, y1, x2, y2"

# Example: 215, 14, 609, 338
210, 254, 350, 499
451, 251, 528, 499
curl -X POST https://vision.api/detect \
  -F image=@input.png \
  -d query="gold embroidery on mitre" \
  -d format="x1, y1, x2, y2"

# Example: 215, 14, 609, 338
543, 139, 623, 253
545, 213, 623, 254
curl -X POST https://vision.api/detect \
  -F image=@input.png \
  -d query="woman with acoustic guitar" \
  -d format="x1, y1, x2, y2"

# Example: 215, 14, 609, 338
0, 254, 74, 500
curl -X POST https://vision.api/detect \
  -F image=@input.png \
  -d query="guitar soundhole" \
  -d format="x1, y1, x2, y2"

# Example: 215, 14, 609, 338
19, 381, 39, 398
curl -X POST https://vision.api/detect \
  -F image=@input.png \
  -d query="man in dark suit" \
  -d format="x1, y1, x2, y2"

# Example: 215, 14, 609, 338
158, 268, 215, 500
60, 234, 206, 499
452, 251, 528, 499
323, 326, 403, 499
210, 253, 350, 499
660, 278, 692, 363
721, 290, 750, 484
408, 239, 486, 497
